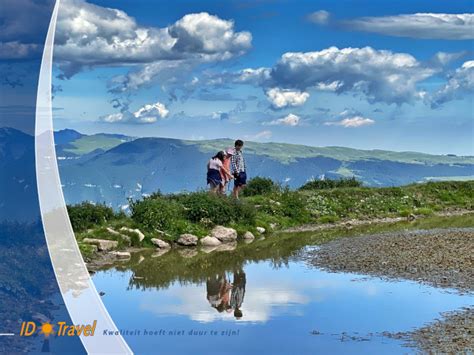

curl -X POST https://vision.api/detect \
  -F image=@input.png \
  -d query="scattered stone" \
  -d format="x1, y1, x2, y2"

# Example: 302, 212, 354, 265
82, 238, 118, 251
177, 233, 198, 246
211, 226, 237, 242
120, 227, 145, 242
269, 223, 278, 230
151, 248, 170, 258
109, 251, 131, 259
105, 227, 131, 245
150, 238, 171, 249
138, 255, 145, 264
243, 231, 255, 240
178, 248, 198, 258
304, 229, 474, 293
200, 236, 222, 246
384, 307, 474, 353
256, 227, 266, 234
106, 227, 121, 236
243, 238, 254, 244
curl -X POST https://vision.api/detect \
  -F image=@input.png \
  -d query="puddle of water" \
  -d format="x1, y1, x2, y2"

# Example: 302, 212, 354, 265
91, 216, 474, 354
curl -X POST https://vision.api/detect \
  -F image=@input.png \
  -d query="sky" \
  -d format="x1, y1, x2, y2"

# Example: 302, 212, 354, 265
4, 0, 473, 154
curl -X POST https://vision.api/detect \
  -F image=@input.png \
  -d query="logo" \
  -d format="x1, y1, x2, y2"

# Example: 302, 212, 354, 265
20, 321, 97, 337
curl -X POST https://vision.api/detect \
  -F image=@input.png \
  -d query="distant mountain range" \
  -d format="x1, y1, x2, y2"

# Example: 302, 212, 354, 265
1, 127, 473, 212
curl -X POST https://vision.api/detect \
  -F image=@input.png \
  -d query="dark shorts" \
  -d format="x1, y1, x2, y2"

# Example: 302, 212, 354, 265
207, 169, 222, 187
234, 172, 247, 187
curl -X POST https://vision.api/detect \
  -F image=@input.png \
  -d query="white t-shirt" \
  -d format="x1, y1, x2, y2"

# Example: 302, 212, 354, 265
208, 158, 223, 170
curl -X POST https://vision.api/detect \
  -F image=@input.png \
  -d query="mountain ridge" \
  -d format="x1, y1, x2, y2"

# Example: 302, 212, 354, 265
1, 127, 472, 211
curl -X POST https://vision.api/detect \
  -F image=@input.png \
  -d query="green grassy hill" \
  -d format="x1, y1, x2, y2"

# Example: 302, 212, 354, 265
184, 139, 474, 165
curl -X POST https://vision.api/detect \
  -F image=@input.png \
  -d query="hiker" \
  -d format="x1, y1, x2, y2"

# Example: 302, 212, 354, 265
207, 151, 232, 193
230, 268, 246, 320
231, 139, 247, 199
220, 147, 235, 194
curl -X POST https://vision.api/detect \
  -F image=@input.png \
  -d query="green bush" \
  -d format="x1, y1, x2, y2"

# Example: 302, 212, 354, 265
242, 177, 280, 196
279, 189, 310, 222
299, 177, 362, 190
67, 202, 115, 232
178, 192, 256, 226
129, 196, 183, 233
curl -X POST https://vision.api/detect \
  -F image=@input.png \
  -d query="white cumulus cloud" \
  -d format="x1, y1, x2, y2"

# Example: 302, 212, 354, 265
307, 10, 331, 25
54, 0, 252, 85
101, 101, 168, 124
214, 46, 436, 106
265, 113, 301, 126
430, 60, 474, 108
265, 88, 310, 109
344, 13, 474, 40
271, 47, 435, 105
324, 116, 375, 128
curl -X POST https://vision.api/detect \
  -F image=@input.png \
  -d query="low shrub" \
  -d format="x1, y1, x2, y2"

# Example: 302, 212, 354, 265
178, 192, 256, 226
242, 177, 280, 196
67, 202, 115, 232
279, 188, 311, 222
129, 196, 183, 233
299, 177, 362, 190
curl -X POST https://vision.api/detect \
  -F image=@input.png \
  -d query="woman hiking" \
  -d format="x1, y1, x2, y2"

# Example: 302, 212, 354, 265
220, 147, 235, 194
207, 151, 232, 193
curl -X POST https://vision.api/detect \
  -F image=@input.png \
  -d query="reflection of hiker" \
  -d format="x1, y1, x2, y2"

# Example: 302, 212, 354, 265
220, 148, 235, 194
207, 151, 232, 193
230, 268, 246, 319
231, 140, 247, 199
207, 274, 224, 309
206, 273, 232, 313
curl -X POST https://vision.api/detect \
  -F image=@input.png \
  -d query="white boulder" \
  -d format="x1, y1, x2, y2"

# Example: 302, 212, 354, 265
177, 234, 198, 246
211, 226, 237, 242
200, 236, 222, 246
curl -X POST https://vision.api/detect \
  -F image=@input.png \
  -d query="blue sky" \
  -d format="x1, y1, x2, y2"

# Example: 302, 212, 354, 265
46, 0, 473, 154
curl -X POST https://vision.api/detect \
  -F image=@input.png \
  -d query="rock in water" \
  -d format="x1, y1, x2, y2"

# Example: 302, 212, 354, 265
150, 238, 171, 249
243, 231, 255, 240
256, 227, 266, 234
82, 238, 118, 251
211, 226, 237, 242
200, 236, 222, 246
120, 227, 145, 242
177, 234, 198, 246
110, 251, 131, 259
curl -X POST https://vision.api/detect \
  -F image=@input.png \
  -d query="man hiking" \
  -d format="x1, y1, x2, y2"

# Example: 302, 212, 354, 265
230, 139, 247, 199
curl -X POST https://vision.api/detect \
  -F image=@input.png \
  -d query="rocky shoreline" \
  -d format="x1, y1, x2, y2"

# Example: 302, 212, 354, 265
303, 228, 474, 293
83, 225, 263, 271
384, 307, 474, 353
303, 227, 474, 353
